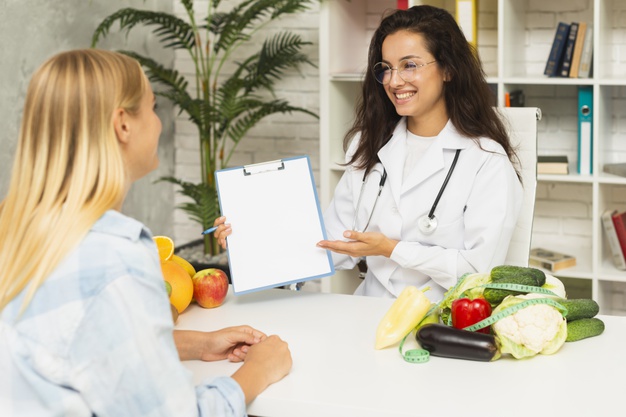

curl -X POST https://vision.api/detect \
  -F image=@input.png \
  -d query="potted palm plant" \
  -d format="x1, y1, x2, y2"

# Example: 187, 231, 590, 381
92, 0, 319, 259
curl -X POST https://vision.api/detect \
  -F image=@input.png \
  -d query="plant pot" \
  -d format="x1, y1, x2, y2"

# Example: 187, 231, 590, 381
175, 238, 231, 284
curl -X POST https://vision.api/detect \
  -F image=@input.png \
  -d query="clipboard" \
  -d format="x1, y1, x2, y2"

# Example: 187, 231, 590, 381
215, 155, 335, 294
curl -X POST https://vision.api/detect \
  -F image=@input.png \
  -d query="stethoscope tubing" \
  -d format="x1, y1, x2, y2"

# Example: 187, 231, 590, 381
426, 148, 461, 220
353, 149, 461, 233
352, 168, 387, 232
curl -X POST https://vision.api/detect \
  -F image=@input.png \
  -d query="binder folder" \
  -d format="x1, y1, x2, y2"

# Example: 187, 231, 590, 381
215, 155, 335, 294
456, 0, 478, 48
577, 86, 593, 175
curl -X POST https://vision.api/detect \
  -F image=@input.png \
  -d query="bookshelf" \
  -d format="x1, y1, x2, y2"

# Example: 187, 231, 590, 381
319, 0, 626, 314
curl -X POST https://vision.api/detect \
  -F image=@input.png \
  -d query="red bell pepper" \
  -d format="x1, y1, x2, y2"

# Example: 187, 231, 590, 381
451, 297, 492, 334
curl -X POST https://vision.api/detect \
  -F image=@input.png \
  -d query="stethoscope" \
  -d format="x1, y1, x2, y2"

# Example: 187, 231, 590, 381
353, 149, 461, 235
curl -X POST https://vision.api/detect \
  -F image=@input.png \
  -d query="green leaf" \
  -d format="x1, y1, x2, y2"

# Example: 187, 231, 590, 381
92, 8, 195, 50
119, 51, 189, 93
158, 177, 219, 228
208, 0, 316, 54
226, 100, 318, 145
251, 32, 315, 88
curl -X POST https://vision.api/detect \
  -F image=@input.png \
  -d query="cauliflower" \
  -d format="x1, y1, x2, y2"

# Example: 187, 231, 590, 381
492, 293, 567, 359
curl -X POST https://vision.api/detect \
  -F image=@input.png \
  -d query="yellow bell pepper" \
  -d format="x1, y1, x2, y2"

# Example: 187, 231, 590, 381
375, 286, 431, 349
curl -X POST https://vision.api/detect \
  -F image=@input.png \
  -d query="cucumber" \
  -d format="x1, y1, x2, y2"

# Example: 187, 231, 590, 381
566, 317, 605, 342
415, 305, 440, 331
559, 299, 600, 322
490, 265, 546, 286
483, 275, 537, 305
483, 265, 546, 305
483, 266, 546, 305
416, 323, 500, 362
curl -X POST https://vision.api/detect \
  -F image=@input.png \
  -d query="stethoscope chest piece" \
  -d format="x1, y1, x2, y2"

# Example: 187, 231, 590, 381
418, 215, 438, 235
416, 148, 461, 236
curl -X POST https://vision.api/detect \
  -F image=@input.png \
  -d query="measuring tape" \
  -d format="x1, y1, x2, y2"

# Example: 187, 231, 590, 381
398, 283, 568, 363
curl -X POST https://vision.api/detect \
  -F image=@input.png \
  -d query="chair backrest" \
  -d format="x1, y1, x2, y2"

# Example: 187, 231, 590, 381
498, 107, 541, 267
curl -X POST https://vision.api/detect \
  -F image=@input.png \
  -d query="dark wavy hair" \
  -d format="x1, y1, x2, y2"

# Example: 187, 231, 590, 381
344, 5, 519, 178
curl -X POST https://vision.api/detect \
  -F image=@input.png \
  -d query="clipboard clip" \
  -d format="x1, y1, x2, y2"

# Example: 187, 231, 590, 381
243, 159, 285, 176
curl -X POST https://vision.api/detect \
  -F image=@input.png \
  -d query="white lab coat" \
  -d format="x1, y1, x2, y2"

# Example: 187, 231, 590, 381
323, 118, 523, 302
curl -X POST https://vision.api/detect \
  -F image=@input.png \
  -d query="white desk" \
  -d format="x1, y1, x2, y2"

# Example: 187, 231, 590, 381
177, 288, 625, 417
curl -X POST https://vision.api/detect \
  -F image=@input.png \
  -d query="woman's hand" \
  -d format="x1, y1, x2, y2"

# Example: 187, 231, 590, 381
317, 230, 398, 258
173, 326, 266, 362
231, 334, 292, 404
212, 216, 232, 250
203, 325, 267, 362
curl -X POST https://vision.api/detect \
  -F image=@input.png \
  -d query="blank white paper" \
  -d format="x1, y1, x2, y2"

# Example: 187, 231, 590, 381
215, 156, 334, 294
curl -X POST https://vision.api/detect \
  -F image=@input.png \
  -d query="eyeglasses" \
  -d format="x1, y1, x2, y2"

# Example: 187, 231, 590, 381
372, 59, 437, 85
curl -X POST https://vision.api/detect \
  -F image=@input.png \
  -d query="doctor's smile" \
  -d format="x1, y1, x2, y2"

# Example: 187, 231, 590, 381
395, 92, 415, 99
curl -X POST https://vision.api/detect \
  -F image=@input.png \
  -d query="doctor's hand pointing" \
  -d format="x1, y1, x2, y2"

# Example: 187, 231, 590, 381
212, 215, 399, 259
317, 230, 398, 259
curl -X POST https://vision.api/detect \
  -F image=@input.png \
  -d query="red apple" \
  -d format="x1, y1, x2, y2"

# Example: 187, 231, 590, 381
192, 268, 229, 308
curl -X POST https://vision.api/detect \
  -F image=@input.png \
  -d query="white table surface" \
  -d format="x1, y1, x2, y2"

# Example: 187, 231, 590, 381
177, 287, 625, 417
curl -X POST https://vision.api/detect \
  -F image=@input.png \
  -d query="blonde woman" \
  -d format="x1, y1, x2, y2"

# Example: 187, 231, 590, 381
0, 49, 291, 416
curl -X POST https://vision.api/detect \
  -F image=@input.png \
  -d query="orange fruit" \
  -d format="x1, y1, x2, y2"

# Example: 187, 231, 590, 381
154, 236, 175, 262
161, 260, 194, 314
171, 254, 196, 278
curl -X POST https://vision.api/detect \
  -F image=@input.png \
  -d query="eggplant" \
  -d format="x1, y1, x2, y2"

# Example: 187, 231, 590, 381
416, 323, 500, 362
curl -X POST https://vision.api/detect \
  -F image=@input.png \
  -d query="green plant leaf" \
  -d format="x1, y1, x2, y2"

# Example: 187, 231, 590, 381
158, 177, 219, 228
92, 8, 195, 51
119, 51, 189, 93
226, 99, 318, 146
245, 32, 315, 92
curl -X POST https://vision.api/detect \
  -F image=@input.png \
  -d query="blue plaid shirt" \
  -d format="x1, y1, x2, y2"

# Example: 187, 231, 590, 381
0, 210, 246, 417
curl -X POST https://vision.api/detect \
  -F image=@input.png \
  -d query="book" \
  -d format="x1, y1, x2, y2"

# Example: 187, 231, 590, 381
397, 0, 409, 9
577, 86, 593, 175
603, 162, 626, 178
601, 210, 626, 270
578, 26, 594, 78
537, 155, 569, 175
612, 210, 626, 261
509, 89, 525, 107
529, 248, 577, 272
504, 90, 525, 108
569, 22, 587, 78
559, 22, 579, 77
544, 22, 570, 77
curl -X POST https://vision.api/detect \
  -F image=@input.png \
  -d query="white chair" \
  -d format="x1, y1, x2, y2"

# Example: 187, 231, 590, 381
498, 107, 542, 267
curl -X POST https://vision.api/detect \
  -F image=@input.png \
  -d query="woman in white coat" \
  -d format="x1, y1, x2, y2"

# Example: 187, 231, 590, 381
316, 5, 523, 301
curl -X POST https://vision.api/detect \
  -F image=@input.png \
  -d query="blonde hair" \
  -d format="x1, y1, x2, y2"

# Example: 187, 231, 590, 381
0, 49, 146, 313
